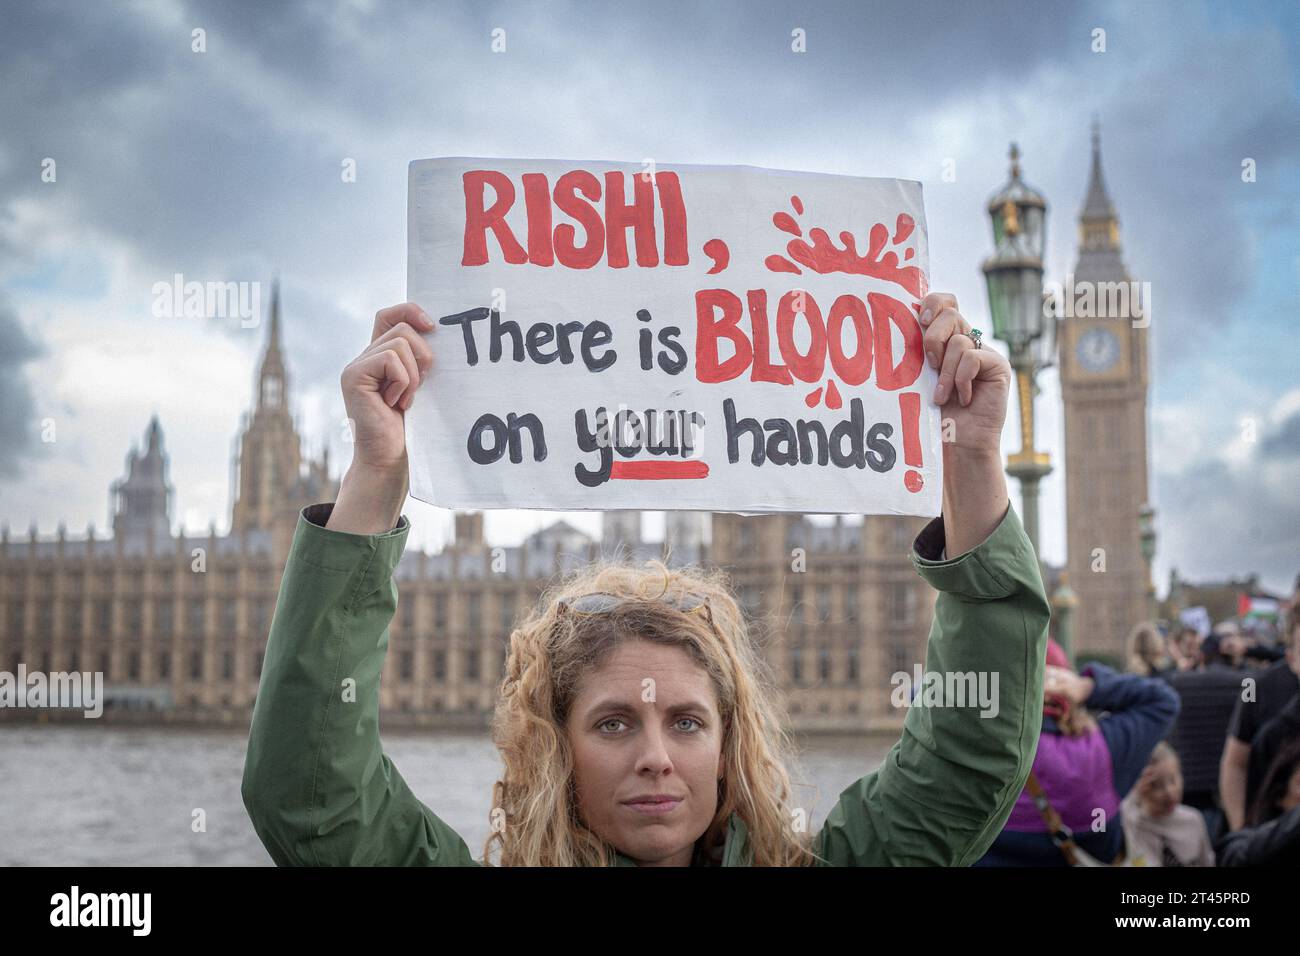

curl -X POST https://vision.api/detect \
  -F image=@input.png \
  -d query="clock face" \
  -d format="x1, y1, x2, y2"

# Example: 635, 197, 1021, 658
1076, 327, 1121, 373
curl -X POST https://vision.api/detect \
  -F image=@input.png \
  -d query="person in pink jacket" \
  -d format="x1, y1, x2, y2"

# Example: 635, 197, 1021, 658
976, 639, 1180, 866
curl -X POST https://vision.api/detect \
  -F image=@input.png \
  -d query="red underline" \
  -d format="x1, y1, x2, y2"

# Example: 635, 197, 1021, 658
610, 460, 710, 480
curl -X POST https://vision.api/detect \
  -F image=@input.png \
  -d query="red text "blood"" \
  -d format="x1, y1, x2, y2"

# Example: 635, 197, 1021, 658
694, 289, 924, 391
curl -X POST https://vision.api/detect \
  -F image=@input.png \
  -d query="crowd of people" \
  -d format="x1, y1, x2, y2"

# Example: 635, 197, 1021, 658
978, 582, 1300, 866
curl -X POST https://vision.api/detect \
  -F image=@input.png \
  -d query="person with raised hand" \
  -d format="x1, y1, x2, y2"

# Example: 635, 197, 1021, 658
242, 292, 1051, 866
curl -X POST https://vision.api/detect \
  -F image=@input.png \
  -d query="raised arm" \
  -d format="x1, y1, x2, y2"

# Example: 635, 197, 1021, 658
241, 503, 476, 866
813, 293, 1050, 865
1078, 662, 1181, 796
241, 302, 476, 866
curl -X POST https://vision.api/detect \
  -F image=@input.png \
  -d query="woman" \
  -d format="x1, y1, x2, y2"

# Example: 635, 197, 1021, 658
974, 639, 1180, 865
241, 293, 1052, 866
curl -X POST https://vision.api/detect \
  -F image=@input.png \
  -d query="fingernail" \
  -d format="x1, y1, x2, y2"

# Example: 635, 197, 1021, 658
927, 350, 939, 368
933, 384, 945, 403
920, 308, 933, 325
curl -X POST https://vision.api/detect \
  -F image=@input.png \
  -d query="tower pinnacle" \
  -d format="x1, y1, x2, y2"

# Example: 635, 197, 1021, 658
257, 277, 287, 410
1082, 117, 1117, 224
1076, 118, 1125, 270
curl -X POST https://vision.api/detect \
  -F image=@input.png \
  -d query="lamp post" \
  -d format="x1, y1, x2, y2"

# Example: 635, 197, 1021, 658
982, 143, 1055, 563
1051, 571, 1079, 667
1139, 503, 1158, 623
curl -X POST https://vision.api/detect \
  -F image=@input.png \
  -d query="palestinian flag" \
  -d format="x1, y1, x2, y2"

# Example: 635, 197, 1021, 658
1238, 594, 1280, 620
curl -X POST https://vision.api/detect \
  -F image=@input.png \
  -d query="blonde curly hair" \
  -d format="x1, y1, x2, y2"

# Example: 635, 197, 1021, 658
481, 554, 819, 866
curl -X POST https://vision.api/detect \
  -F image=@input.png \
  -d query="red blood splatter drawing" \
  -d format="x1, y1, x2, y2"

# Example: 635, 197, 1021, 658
757, 195, 927, 491
764, 195, 927, 300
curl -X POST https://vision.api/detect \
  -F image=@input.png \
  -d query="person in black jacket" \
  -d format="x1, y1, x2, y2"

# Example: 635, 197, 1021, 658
1218, 737, 1300, 866
1220, 615, 1300, 831
1164, 667, 1243, 841
1247, 692, 1300, 813
1218, 806, 1300, 865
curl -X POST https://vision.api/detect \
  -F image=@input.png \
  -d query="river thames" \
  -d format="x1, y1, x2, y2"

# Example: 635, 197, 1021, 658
0, 724, 896, 865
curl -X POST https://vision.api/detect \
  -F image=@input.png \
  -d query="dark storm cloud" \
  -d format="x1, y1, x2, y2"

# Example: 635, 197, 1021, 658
1082, 28, 1300, 374
0, 295, 44, 479
4, 1, 1291, 355
0, 0, 1085, 278
0, 0, 1104, 441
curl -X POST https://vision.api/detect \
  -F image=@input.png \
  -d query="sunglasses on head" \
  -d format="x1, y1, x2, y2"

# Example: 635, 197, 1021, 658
557, 590, 716, 628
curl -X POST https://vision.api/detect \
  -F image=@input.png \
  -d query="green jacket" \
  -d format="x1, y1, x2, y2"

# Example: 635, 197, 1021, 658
242, 501, 1049, 866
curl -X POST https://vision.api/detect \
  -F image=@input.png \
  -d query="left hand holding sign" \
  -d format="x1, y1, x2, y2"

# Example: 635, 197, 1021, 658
919, 292, 1013, 457
917, 291, 1016, 559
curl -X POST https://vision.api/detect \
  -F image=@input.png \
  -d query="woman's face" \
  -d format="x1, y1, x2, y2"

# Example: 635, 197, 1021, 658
565, 639, 725, 866
1279, 766, 1300, 815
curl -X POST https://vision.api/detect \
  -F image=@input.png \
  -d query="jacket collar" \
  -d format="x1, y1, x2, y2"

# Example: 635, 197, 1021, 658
612, 812, 751, 867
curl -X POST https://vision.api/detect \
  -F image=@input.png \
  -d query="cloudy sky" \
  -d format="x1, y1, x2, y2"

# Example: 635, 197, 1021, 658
1, 0, 1297, 595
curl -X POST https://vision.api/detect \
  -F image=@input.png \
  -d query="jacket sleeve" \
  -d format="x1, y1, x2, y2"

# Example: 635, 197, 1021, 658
812, 503, 1050, 866
1217, 805, 1300, 866
240, 503, 479, 866
1079, 662, 1181, 796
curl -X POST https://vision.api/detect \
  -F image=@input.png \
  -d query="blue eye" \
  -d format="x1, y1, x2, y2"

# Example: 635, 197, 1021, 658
596, 717, 703, 734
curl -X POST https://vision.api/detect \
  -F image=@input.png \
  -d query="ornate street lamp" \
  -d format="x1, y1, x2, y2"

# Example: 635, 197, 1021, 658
1050, 571, 1079, 666
1139, 503, 1158, 622
983, 143, 1054, 560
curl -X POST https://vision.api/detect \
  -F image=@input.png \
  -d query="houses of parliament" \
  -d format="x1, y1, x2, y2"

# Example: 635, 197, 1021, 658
0, 132, 1150, 731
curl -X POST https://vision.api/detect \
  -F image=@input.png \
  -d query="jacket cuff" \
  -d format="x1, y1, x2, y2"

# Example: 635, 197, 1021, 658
290, 502, 410, 604
909, 502, 1033, 600
1079, 661, 1118, 707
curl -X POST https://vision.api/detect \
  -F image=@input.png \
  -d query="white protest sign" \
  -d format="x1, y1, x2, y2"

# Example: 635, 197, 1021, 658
406, 157, 942, 515
1179, 606, 1211, 638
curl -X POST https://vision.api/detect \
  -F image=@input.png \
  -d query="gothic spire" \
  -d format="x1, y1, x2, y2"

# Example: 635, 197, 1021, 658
1075, 117, 1127, 276
145, 412, 163, 455
257, 276, 287, 409
266, 275, 282, 360
111, 416, 173, 540
1082, 115, 1117, 223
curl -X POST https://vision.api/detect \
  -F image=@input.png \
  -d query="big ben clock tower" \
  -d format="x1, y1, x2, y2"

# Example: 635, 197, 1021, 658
1059, 121, 1152, 657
